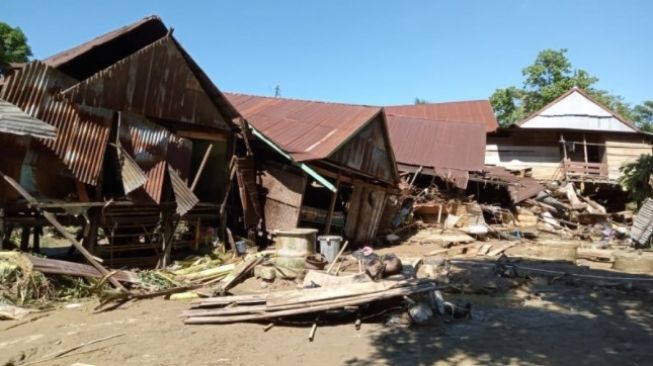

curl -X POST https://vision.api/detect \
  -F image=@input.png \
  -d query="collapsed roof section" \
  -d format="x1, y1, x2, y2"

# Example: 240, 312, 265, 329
385, 113, 486, 189
226, 93, 399, 185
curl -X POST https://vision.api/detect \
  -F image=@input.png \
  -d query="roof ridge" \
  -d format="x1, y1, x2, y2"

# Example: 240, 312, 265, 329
224, 92, 380, 110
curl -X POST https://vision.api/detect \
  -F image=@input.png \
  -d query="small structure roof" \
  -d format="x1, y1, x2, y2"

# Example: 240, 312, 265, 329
226, 93, 382, 162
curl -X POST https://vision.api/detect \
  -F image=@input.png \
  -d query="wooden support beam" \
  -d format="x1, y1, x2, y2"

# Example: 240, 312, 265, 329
190, 144, 213, 192
0, 171, 127, 292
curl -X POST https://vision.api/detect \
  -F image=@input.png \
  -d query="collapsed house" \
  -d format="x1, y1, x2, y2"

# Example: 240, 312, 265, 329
486, 87, 653, 182
384, 100, 493, 189
0, 16, 243, 266
225, 93, 399, 244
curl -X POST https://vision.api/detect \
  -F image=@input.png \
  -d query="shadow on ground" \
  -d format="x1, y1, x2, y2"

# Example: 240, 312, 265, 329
344, 259, 653, 366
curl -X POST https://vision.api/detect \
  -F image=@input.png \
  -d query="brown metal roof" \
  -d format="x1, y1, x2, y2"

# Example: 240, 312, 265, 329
62, 36, 232, 131
45, 16, 240, 127
43, 16, 168, 80
225, 93, 381, 162
386, 114, 486, 170
385, 100, 499, 132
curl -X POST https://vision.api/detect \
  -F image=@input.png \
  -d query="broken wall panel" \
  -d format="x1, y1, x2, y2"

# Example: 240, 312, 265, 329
328, 115, 397, 183
344, 183, 387, 243
0, 62, 112, 185
260, 165, 306, 231
62, 36, 230, 131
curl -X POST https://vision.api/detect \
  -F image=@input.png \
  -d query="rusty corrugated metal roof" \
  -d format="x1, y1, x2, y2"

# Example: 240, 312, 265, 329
0, 62, 111, 185
0, 98, 57, 139
385, 100, 499, 132
45, 16, 240, 127
226, 93, 381, 162
43, 16, 168, 81
386, 114, 486, 188
62, 36, 231, 131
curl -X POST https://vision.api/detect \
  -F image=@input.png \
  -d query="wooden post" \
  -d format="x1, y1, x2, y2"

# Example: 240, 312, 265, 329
560, 133, 568, 160
583, 133, 588, 164
20, 225, 30, 251
324, 173, 341, 235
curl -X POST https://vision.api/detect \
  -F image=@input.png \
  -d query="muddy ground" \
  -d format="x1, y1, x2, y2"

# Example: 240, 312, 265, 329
2, 242, 653, 366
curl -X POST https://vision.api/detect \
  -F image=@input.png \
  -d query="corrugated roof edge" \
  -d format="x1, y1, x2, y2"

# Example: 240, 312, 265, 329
44, 15, 240, 130
43, 15, 163, 68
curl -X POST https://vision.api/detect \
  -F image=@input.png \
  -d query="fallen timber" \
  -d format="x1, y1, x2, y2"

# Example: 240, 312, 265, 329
183, 278, 438, 324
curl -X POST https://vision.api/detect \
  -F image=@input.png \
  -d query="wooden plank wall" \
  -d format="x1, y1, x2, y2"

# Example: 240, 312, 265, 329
605, 136, 652, 180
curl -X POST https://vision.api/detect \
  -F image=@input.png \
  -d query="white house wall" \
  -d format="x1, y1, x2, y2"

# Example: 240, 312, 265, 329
521, 90, 637, 133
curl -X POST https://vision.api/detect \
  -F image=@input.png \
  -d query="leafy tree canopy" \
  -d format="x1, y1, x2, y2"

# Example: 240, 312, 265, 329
619, 154, 653, 207
0, 22, 32, 76
490, 48, 651, 130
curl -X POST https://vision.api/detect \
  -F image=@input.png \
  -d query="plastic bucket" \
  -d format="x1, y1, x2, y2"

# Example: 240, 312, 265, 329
318, 235, 343, 263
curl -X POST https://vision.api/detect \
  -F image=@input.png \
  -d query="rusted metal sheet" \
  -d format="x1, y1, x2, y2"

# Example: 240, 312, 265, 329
62, 36, 230, 131
226, 93, 381, 162
119, 113, 169, 203
116, 145, 147, 195
469, 166, 544, 203
0, 98, 56, 139
328, 115, 397, 183
168, 165, 199, 216
260, 165, 306, 230
0, 62, 111, 185
631, 198, 653, 246
386, 114, 486, 189
385, 100, 499, 132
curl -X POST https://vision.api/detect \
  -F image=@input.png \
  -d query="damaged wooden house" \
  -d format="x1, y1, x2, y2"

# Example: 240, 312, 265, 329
226, 93, 399, 244
383, 100, 545, 208
0, 16, 244, 267
486, 87, 653, 208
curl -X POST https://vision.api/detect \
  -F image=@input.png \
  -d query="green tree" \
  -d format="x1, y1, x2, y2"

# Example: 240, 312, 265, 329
619, 154, 653, 207
632, 101, 653, 132
490, 49, 632, 127
0, 22, 32, 75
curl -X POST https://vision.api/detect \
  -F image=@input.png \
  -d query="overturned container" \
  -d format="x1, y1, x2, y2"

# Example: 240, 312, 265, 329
275, 228, 318, 269
318, 235, 343, 263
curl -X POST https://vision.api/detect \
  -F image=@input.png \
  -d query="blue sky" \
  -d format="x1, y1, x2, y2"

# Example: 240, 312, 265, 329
3, 0, 652, 106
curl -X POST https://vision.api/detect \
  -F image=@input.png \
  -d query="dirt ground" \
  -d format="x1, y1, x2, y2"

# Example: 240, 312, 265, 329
3, 242, 653, 366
